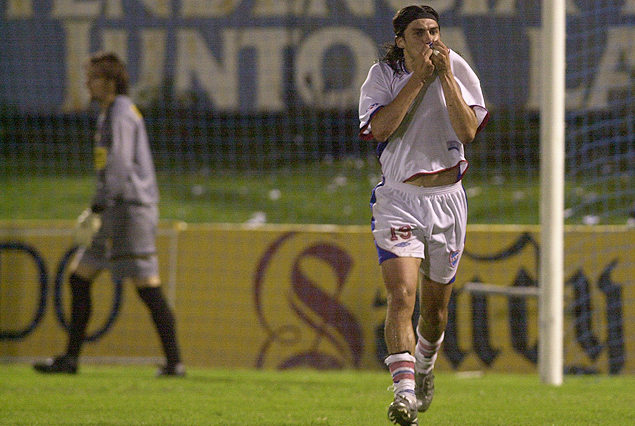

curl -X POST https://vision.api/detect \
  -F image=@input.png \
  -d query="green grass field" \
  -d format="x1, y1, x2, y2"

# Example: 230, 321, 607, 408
2, 158, 633, 225
0, 162, 539, 225
2, 365, 634, 425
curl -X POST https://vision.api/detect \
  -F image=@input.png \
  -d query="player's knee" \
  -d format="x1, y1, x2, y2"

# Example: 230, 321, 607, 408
387, 287, 417, 314
129, 275, 161, 288
421, 307, 448, 330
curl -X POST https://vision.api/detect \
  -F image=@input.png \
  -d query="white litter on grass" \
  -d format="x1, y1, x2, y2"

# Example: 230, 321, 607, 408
333, 175, 348, 186
583, 192, 598, 202
627, 217, 635, 227
491, 175, 504, 186
455, 371, 484, 379
564, 208, 574, 219
268, 189, 281, 201
246, 212, 267, 224
513, 190, 526, 201
191, 184, 205, 197
466, 187, 482, 197
582, 215, 600, 225
322, 154, 334, 165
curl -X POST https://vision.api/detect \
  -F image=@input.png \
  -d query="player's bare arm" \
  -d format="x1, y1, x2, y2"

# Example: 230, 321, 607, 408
431, 40, 479, 144
370, 45, 435, 142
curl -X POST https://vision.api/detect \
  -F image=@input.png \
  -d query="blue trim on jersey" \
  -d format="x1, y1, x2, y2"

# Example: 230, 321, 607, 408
369, 176, 385, 232
376, 141, 388, 160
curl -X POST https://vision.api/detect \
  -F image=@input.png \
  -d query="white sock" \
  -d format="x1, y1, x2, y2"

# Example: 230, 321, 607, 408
385, 352, 416, 401
415, 328, 444, 374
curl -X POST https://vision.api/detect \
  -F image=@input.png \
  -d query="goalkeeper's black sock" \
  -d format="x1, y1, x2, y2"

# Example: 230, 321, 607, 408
137, 286, 182, 366
65, 274, 92, 358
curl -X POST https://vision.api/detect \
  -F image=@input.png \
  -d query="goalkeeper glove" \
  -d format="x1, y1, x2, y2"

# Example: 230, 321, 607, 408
73, 208, 102, 247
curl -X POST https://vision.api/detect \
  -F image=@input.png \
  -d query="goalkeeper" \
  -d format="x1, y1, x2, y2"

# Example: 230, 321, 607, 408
34, 52, 184, 377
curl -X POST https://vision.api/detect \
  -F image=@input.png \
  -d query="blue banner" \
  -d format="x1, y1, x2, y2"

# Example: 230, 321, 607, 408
1, 0, 634, 113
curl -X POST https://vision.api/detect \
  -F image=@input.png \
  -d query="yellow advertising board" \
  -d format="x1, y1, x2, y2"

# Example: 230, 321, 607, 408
1, 221, 634, 375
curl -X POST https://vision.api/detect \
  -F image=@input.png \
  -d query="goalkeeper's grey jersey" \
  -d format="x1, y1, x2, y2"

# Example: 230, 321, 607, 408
92, 96, 159, 209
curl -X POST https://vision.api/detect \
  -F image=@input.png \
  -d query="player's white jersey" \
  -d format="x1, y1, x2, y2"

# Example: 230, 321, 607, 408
359, 51, 489, 183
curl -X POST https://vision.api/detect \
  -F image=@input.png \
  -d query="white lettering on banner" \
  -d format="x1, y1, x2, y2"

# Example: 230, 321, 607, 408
527, 26, 587, 110
461, 0, 579, 15
439, 27, 477, 73
7, 0, 632, 112
58, 23, 380, 111
102, 0, 171, 17
181, 0, 240, 18
174, 27, 377, 110
567, 0, 581, 13
386, 0, 455, 14
6, 0, 33, 18
135, 30, 168, 102
60, 26, 168, 111
102, 29, 128, 62
7, 0, 635, 19
526, 26, 635, 110
252, 0, 374, 17
60, 20, 92, 111
295, 27, 377, 109
461, 0, 516, 15
55, 20, 635, 112
346, 0, 375, 17
52, 0, 170, 18
175, 29, 240, 110
52, 0, 101, 18
239, 28, 291, 111
104, 0, 124, 18
587, 26, 635, 108
622, 0, 635, 14
254, 0, 328, 17
527, 27, 586, 110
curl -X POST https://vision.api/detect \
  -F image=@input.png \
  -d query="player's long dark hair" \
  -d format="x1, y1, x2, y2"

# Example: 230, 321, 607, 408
89, 52, 129, 95
380, 5, 440, 73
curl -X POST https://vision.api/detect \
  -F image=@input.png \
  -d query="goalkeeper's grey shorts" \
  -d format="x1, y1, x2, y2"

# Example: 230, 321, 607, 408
78, 203, 159, 281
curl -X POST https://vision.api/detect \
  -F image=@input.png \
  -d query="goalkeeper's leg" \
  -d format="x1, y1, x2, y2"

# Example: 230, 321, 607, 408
65, 273, 93, 359
34, 272, 93, 374
134, 277, 184, 377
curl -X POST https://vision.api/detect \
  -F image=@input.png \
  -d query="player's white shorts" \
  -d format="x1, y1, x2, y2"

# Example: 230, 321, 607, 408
370, 178, 467, 284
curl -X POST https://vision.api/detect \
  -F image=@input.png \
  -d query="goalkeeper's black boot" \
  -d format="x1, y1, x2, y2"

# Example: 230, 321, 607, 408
33, 355, 78, 374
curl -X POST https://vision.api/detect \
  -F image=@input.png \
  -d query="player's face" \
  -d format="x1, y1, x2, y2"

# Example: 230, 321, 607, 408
398, 18, 440, 59
85, 65, 114, 104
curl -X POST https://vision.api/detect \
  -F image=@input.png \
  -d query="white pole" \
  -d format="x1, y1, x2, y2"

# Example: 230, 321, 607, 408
539, 0, 565, 386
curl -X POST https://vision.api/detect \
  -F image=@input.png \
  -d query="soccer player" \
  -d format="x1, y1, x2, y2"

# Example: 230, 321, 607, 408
358, 5, 488, 425
33, 52, 185, 377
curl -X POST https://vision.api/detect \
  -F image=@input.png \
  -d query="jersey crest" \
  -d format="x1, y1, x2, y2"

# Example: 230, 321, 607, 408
449, 250, 461, 268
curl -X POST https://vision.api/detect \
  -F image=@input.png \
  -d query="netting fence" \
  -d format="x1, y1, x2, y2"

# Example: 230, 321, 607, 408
1, 1, 635, 374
